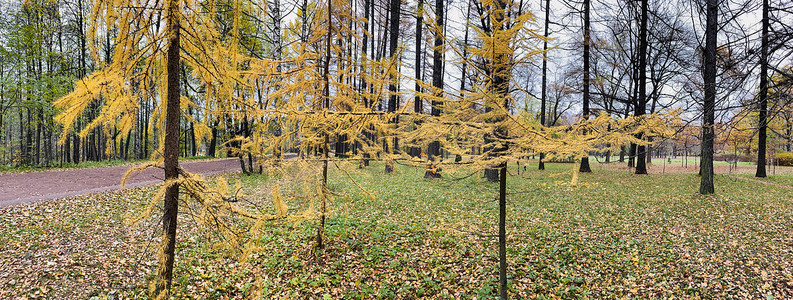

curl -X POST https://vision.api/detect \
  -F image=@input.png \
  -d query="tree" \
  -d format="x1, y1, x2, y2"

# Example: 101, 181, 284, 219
154, 0, 182, 295
579, 0, 592, 173
700, 0, 717, 194
538, 0, 550, 171
55, 0, 249, 296
411, 0, 423, 159
755, 0, 769, 178
424, 0, 444, 179
384, 0, 402, 173
634, 0, 648, 174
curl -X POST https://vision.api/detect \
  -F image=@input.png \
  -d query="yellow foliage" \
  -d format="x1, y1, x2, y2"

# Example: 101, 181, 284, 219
271, 186, 288, 219
56, 0, 679, 292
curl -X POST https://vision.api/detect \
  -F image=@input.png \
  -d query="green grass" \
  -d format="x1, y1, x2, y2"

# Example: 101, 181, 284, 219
1, 162, 792, 298
735, 172, 793, 187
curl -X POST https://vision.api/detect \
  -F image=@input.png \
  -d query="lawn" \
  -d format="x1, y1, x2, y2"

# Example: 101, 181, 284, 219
1, 162, 792, 299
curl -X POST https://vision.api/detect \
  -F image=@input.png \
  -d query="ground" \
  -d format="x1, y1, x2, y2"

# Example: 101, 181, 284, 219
0, 160, 792, 299
604, 157, 793, 177
0, 158, 240, 207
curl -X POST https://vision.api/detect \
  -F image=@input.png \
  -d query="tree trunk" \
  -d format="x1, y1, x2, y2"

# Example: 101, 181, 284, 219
316, 0, 333, 250
579, 0, 592, 173
700, 0, 717, 194
124, 133, 131, 160
317, 135, 329, 249
755, 0, 769, 178
424, 0, 444, 179
208, 120, 218, 157
460, 1, 471, 95
26, 108, 32, 165
538, 0, 550, 171
189, 110, 196, 157
635, 0, 648, 174
498, 164, 507, 299
483, 0, 511, 183
44, 120, 51, 167
360, 0, 371, 167
72, 132, 80, 164
18, 107, 23, 165
410, 0, 424, 158
64, 130, 71, 163
384, 0, 401, 173
628, 143, 636, 168
152, 0, 181, 297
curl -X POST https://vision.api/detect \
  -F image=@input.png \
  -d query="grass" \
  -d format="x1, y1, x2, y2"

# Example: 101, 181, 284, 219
735, 172, 793, 186
1, 162, 792, 298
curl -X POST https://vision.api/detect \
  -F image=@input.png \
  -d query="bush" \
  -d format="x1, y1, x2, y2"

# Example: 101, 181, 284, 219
776, 152, 793, 166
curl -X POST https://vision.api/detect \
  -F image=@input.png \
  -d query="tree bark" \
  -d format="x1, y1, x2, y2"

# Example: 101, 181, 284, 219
700, 0, 717, 194
539, 0, 550, 171
635, 0, 648, 174
755, 0, 769, 178
384, 0, 401, 173
410, 0, 424, 158
316, 0, 333, 250
483, 0, 511, 183
414, 0, 423, 114
153, 0, 181, 297
424, 0, 444, 179
579, 0, 592, 173
36, 109, 42, 165
360, 0, 372, 167
498, 164, 507, 299
460, 1, 471, 95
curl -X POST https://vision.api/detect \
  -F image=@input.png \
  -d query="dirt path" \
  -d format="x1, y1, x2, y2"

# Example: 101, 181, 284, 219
0, 158, 241, 208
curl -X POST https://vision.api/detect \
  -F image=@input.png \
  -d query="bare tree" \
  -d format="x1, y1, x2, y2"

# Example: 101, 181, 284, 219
579, 0, 592, 173
635, 0, 649, 174
755, 0, 769, 177
539, 0, 550, 170
700, 0, 717, 194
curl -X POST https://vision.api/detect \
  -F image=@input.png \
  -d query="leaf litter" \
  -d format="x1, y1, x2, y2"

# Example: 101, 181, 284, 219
0, 163, 791, 298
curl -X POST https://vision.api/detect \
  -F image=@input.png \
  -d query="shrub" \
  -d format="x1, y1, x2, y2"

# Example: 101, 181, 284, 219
776, 152, 793, 166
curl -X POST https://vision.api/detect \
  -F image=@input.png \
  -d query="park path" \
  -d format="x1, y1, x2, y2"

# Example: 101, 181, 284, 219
0, 158, 240, 208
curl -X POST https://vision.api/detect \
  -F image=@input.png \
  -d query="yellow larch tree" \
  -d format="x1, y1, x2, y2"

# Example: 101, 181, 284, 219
53, 0, 260, 297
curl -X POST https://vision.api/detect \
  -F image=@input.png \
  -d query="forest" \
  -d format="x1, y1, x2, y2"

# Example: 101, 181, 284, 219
1, 0, 792, 298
